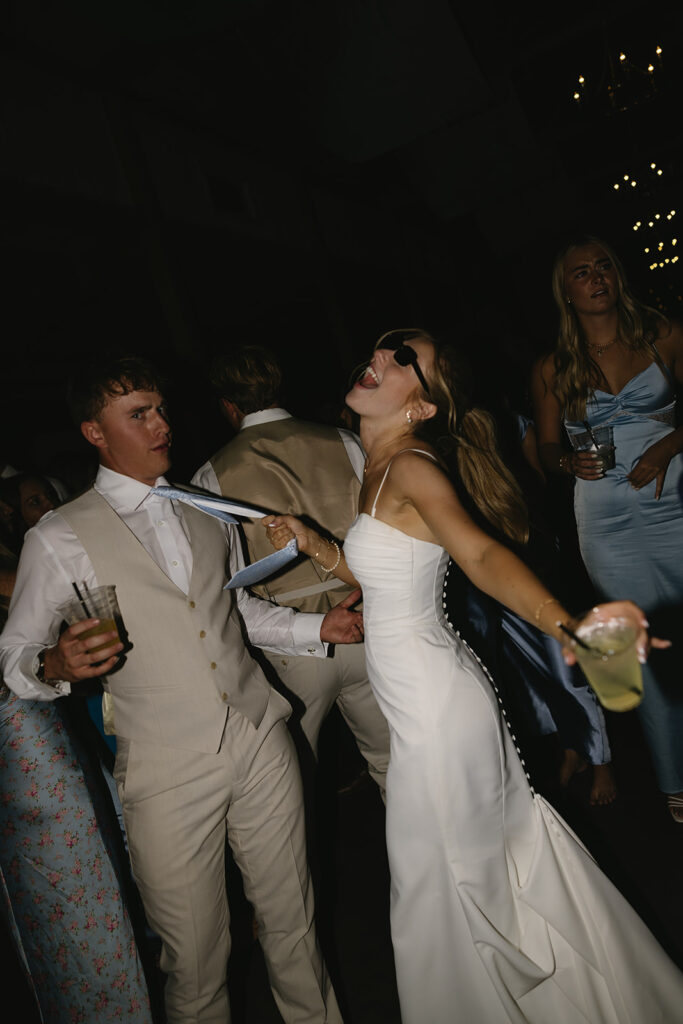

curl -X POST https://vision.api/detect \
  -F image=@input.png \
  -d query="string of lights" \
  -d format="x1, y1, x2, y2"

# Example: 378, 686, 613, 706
569, 34, 678, 307
609, 160, 679, 287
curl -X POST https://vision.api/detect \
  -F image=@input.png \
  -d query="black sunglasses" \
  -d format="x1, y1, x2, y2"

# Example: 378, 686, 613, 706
376, 331, 431, 396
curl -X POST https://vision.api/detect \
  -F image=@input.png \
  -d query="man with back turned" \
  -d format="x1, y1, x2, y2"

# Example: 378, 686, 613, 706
193, 345, 389, 795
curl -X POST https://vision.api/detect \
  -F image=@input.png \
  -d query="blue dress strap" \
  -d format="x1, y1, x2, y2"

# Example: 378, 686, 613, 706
649, 341, 674, 383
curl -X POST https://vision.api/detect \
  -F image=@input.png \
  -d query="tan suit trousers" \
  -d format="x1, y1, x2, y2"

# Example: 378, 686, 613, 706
263, 643, 389, 798
114, 691, 342, 1024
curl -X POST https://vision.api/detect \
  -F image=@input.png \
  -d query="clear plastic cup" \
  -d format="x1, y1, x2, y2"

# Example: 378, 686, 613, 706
58, 585, 123, 656
570, 605, 643, 711
592, 444, 616, 472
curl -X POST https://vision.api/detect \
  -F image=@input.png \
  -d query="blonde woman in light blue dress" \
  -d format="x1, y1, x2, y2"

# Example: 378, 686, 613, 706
533, 236, 683, 822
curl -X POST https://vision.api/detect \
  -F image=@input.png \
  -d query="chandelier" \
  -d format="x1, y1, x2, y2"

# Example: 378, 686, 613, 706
572, 44, 664, 116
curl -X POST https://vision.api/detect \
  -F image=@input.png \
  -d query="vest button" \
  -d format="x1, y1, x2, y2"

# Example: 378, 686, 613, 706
210, 662, 217, 670
189, 600, 196, 609
199, 630, 206, 638
222, 693, 228, 702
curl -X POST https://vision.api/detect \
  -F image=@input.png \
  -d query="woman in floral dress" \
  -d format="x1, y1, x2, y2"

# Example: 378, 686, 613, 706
0, 506, 152, 1023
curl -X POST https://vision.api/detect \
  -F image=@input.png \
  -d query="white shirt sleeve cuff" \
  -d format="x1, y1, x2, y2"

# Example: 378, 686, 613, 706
21, 646, 71, 699
291, 613, 328, 657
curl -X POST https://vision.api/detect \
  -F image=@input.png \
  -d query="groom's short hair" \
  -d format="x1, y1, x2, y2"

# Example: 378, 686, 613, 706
68, 355, 167, 424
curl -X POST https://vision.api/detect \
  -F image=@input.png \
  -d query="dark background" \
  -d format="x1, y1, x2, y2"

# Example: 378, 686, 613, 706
2, 0, 682, 481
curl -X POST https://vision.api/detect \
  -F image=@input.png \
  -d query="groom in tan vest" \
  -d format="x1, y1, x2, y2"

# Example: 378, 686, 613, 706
0, 356, 364, 1024
193, 345, 389, 795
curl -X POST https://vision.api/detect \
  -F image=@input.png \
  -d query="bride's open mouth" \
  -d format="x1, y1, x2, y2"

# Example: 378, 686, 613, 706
357, 365, 380, 389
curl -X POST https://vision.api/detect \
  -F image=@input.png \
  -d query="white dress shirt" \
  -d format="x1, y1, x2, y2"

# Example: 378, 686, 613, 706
0, 465, 325, 701
192, 408, 365, 494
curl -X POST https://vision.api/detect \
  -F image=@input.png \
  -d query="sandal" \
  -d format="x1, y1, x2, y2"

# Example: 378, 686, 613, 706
666, 794, 683, 823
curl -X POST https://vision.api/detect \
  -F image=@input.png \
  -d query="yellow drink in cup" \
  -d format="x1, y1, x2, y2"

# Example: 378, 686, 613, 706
79, 618, 118, 655
58, 586, 124, 664
572, 612, 643, 712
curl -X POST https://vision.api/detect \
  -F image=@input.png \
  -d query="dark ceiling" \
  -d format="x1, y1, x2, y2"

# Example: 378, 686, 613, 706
2, 0, 682, 473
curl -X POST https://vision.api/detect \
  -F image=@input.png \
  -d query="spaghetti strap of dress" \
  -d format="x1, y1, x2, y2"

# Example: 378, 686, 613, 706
649, 340, 674, 383
370, 448, 439, 518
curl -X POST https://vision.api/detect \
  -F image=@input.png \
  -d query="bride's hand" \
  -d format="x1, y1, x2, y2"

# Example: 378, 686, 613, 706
561, 600, 671, 665
263, 514, 320, 557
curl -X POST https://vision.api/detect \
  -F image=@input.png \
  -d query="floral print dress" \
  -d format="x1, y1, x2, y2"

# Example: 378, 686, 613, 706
0, 679, 152, 1023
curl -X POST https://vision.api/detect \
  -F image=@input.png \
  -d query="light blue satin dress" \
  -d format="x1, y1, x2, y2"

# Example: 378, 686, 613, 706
457, 413, 611, 767
463, 584, 611, 765
565, 360, 683, 793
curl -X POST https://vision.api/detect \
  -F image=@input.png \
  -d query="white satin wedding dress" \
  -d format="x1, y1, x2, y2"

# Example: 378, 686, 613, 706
343, 450, 683, 1024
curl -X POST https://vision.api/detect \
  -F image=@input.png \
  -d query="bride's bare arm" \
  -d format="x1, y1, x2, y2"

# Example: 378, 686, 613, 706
262, 514, 360, 587
387, 456, 660, 658
400, 460, 569, 640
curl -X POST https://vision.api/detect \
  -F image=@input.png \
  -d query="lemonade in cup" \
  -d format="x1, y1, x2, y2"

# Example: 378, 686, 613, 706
569, 605, 643, 712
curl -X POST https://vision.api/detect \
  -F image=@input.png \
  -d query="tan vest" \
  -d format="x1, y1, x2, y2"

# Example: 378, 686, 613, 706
210, 418, 360, 613
59, 489, 272, 753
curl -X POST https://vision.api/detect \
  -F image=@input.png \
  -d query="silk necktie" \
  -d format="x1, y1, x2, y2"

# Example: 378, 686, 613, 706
151, 485, 298, 589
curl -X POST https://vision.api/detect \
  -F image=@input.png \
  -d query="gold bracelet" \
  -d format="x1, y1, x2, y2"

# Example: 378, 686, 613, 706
559, 453, 573, 475
312, 536, 328, 562
534, 597, 561, 624
318, 540, 341, 573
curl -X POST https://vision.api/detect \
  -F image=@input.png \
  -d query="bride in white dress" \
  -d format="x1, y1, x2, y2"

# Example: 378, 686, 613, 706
265, 329, 683, 1023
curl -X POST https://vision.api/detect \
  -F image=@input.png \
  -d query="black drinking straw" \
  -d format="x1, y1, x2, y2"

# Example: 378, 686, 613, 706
558, 621, 593, 652
71, 581, 93, 617
583, 419, 601, 449
81, 580, 99, 619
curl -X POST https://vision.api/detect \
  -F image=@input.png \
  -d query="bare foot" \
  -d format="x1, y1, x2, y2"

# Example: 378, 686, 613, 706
589, 763, 618, 806
559, 748, 588, 787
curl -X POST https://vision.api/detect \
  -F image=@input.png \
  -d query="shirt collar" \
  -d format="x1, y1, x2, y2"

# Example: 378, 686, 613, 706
94, 465, 172, 512
240, 408, 291, 432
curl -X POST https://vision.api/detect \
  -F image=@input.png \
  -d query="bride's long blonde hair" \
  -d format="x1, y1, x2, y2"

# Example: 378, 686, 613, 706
380, 329, 529, 545
551, 236, 665, 417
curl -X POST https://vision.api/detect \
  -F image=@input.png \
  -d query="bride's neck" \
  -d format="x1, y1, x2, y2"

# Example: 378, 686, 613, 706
360, 419, 414, 467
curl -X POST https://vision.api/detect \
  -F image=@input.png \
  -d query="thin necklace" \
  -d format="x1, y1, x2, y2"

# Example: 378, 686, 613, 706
587, 337, 618, 357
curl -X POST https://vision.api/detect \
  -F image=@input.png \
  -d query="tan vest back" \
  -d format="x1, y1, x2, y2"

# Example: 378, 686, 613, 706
210, 418, 360, 613
59, 489, 271, 752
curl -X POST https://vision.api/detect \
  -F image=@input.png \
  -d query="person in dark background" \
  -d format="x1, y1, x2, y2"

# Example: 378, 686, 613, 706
0, 473, 59, 540
532, 235, 683, 823
445, 397, 617, 808
193, 343, 390, 800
